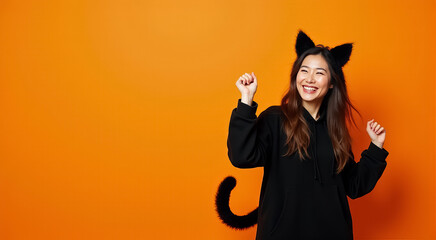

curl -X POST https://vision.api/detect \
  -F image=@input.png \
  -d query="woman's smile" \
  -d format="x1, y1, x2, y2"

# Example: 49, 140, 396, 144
302, 85, 318, 93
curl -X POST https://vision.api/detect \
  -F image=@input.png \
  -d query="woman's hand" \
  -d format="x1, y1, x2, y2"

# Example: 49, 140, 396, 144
236, 72, 257, 106
366, 119, 386, 149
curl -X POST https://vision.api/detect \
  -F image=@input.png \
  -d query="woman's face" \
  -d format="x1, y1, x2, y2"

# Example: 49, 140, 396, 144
296, 54, 332, 108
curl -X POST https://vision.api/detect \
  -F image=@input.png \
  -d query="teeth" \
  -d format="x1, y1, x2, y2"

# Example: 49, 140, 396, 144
303, 86, 317, 91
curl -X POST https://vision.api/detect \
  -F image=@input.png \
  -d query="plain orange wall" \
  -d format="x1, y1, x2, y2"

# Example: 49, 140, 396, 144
0, 0, 435, 239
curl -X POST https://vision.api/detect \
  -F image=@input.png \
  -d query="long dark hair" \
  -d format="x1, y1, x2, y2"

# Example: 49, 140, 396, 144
280, 45, 359, 174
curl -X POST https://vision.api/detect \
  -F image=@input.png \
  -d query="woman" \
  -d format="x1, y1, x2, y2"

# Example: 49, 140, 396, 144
216, 31, 389, 240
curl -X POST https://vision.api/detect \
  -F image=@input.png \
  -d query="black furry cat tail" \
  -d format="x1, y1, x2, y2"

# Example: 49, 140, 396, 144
215, 176, 258, 229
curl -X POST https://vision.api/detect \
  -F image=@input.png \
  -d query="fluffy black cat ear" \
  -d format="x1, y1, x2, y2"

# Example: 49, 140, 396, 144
330, 43, 353, 67
295, 30, 315, 58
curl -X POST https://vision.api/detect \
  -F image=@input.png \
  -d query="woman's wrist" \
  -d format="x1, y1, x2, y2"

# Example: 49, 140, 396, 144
371, 140, 384, 149
241, 95, 254, 106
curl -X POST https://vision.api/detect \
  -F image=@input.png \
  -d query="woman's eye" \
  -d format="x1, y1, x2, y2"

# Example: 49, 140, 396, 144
300, 69, 307, 72
317, 72, 324, 75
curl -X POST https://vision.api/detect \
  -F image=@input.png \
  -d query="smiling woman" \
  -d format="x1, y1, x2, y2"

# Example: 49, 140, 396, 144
216, 30, 389, 240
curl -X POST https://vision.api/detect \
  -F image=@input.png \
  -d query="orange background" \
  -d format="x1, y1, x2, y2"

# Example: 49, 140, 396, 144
0, 0, 435, 239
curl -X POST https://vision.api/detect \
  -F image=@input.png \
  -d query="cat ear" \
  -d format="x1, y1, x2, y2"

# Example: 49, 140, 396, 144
295, 30, 315, 58
330, 43, 353, 67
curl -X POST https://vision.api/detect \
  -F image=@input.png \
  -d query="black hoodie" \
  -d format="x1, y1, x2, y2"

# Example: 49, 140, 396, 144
227, 99, 389, 240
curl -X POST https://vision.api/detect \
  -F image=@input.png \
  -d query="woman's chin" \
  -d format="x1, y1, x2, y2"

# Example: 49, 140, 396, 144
301, 95, 325, 106
301, 96, 318, 102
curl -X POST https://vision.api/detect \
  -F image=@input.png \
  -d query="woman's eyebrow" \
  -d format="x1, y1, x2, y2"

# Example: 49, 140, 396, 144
301, 65, 327, 71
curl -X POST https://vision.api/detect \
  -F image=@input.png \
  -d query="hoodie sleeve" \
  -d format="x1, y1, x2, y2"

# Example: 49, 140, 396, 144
227, 99, 272, 168
342, 142, 389, 199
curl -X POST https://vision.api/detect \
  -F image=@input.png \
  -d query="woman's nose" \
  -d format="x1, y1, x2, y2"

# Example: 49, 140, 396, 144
306, 74, 315, 83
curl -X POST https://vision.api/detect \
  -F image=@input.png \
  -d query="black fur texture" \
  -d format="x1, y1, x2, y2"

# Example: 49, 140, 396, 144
215, 176, 258, 229
295, 30, 315, 58
330, 43, 353, 67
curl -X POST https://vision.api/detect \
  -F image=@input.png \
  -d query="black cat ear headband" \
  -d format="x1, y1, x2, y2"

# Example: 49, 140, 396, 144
295, 30, 353, 68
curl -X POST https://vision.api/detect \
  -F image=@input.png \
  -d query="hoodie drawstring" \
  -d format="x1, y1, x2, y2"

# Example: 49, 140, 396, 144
305, 105, 338, 184
310, 121, 322, 184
